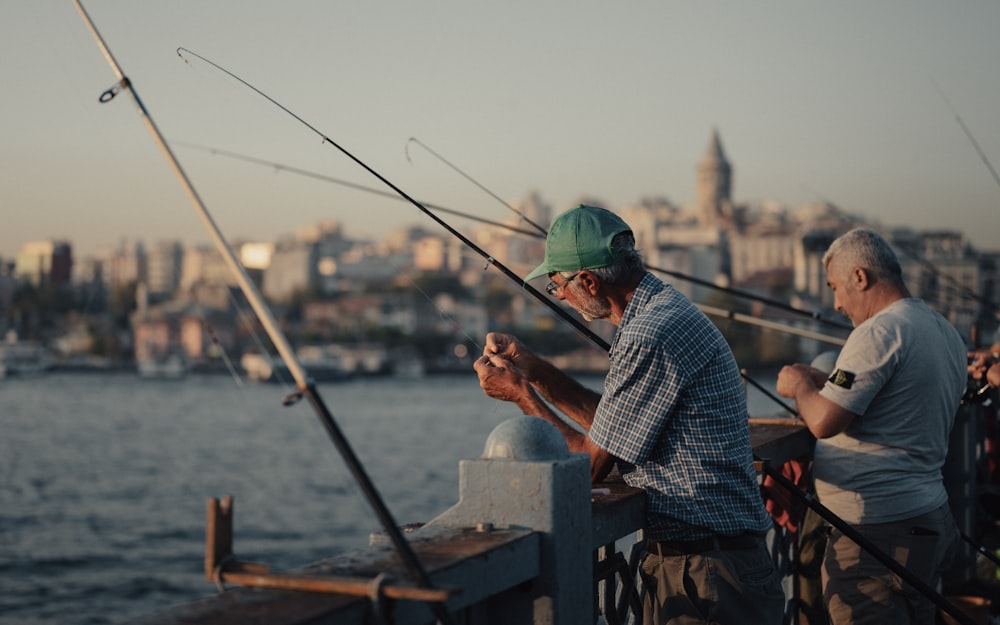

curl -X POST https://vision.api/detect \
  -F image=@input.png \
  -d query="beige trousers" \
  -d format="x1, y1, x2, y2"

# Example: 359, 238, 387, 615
822, 503, 958, 625
639, 537, 785, 625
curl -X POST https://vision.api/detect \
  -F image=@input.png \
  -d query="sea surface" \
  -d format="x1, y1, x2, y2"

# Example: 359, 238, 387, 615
0, 369, 783, 625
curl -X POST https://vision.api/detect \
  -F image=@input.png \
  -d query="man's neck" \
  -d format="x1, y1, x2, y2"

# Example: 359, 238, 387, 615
864, 283, 911, 320
605, 273, 646, 326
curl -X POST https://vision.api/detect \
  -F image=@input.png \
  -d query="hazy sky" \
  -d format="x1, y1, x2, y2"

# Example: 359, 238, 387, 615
2, 2, 998, 259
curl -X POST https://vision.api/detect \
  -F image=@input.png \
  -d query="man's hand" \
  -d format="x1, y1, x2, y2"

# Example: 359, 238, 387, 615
777, 362, 857, 438
969, 352, 998, 381
483, 332, 539, 379
776, 363, 820, 399
474, 354, 532, 403
988, 362, 1000, 389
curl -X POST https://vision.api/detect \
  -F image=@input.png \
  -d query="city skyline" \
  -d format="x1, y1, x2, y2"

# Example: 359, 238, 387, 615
2, 2, 999, 260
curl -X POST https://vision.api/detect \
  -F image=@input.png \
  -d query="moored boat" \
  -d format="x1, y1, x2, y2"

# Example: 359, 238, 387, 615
136, 351, 188, 379
241, 346, 353, 383
0, 331, 53, 378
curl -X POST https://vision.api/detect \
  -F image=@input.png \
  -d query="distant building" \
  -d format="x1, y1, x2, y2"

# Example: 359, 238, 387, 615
729, 229, 796, 285
0, 258, 15, 322
262, 239, 312, 303
95, 239, 145, 294
607, 132, 739, 300
303, 294, 418, 335
146, 240, 184, 299
696, 129, 733, 228
69, 255, 109, 311
180, 245, 233, 291
14, 240, 72, 287
261, 222, 376, 303
240, 241, 274, 271
892, 229, 982, 341
655, 228, 730, 302
131, 281, 236, 366
470, 192, 550, 282
619, 197, 681, 259
792, 230, 839, 312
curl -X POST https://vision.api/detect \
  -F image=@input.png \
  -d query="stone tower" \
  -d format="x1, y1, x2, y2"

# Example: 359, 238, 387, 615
696, 129, 732, 227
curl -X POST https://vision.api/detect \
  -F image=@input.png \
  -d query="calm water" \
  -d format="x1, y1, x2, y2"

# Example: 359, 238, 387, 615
0, 369, 782, 625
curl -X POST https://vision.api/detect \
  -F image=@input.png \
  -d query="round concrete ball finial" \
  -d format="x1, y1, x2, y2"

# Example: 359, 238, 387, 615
483, 416, 570, 460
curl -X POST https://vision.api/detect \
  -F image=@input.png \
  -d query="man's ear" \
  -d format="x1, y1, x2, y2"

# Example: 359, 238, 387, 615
853, 266, 871, 291
577, 270, 600, 295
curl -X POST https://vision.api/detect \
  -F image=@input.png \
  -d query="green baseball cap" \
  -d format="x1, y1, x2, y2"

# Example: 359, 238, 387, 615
524, 205, 633, 281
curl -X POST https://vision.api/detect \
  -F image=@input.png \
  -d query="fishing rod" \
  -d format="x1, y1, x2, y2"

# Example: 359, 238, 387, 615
73, 6, 455, 621
405, 137, 853, 333
962, 530, 1000, 568
172, 52, 825, 423
741, 370, 800, 419
932, 77, 1000, 196
400, 137, 846, 416
402, 143, 977, 624
884, 78, 1000, 322
174, 142, 543, 238
178, 142, 847, 347
759, 461, 977, 625
752, 354, 987, 625
405, 137, 550, 235
175, 48, 979, 625
396, 151, 973, 624
176, 47, 611, 354
699, 303, 845, 348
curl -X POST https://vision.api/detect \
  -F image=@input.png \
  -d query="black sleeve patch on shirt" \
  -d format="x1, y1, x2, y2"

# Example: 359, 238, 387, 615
828, 369, 856, 389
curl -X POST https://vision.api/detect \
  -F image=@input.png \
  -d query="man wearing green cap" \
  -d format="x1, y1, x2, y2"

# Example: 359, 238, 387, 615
474, 205, 784, 624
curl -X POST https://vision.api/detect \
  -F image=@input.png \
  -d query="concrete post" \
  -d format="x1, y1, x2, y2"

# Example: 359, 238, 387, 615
426, 416, 593, 625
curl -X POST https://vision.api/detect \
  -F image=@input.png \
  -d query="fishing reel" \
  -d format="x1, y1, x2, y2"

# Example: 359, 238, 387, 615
962, 376, 995, 406
964, 351, 999, 406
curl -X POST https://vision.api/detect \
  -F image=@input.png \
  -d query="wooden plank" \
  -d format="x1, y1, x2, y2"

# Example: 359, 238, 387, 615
749, 419, 814, 466
132, 528, 539, 625
129, 587, 367, 625
591, 481, 645, 547
205, 496, 234, 581
217, 570, 455, 602
318, 527, 536, 580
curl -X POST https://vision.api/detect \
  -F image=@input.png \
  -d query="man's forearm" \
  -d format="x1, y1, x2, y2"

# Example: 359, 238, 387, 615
515, 391, 589, 452
525, 357, 601, 429
792, 380, 855, 439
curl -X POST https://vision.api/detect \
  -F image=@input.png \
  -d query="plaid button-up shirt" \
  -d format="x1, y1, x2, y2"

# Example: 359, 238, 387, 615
588, 273, 773, 541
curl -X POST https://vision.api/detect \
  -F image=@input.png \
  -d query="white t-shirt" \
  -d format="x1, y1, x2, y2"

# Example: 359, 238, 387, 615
814, 298, 967, 524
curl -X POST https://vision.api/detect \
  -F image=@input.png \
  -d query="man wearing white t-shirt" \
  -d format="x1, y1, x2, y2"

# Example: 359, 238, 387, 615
777, 228, 967, 625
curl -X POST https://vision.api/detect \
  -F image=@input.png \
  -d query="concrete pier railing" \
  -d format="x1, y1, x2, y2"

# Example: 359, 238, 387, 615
133, 416, 812, 625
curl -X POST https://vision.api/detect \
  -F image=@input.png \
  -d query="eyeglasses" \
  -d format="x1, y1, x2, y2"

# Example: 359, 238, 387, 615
545, 272, 580, 296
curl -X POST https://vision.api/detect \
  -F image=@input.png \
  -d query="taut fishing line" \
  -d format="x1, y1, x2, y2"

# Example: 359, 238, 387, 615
406, 280, 485, 355
177, 139, 851, 341
400, 137, 840, 416
74, 5, 455, 620
174, 45, 980, 620
396, 141, 980, 622
404, 136, 852, 333
174, 51, 810, 425
405, 137, 550, 235
931, 76, 1000, 196
173, 141, 544, 238
176, 47, 612, 353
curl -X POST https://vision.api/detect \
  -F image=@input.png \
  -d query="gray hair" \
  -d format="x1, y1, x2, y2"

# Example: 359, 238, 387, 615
559, 231, 645, 286
823, 228, 903, 284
